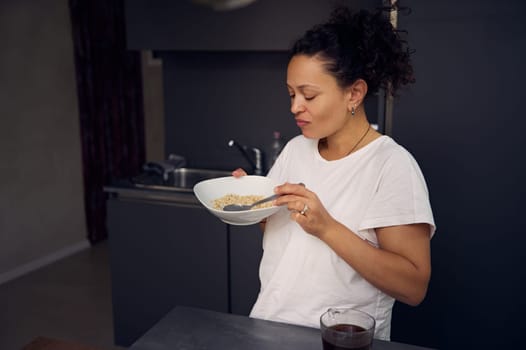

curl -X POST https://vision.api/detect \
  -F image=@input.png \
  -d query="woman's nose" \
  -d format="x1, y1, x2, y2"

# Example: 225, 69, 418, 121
290, 98, 304, 114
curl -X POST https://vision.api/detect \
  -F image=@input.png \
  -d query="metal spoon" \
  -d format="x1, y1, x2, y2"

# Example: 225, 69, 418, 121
222, 194, 279, 211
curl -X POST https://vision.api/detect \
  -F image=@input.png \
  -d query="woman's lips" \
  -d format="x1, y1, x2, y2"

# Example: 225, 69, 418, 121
296, 119, 309, 127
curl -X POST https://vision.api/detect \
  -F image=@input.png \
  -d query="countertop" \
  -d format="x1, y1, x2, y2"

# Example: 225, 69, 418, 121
129, 306, 435, 350
104, 179, 201, 206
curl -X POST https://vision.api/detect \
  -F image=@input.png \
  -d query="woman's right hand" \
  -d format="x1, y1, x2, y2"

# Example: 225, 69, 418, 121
232, 168, 247, 178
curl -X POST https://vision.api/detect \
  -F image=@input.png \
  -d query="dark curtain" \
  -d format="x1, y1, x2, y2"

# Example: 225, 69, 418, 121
69, 0, 145, 243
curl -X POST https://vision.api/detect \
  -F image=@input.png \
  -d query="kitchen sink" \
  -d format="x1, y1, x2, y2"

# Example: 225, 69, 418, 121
170, 168, 231, 189
133, 167, 232, 192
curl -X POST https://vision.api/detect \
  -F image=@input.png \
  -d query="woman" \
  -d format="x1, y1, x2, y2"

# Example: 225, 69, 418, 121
233, 6, 435, 340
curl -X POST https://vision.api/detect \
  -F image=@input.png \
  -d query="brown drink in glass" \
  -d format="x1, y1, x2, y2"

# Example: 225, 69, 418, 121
320, 308, 375, 350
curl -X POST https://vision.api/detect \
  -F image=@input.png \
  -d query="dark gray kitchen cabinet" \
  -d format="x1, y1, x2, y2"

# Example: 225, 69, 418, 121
229, 224, 263, 315
106, 194, 263, 347
125, 0, 377, 51
107, 197, 228, 346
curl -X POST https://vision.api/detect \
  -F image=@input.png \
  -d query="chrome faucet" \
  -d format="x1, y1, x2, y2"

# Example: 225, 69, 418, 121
228, 139, 265, 175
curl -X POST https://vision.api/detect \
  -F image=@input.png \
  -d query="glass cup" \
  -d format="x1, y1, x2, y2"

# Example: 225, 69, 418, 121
320, 308, 376, 350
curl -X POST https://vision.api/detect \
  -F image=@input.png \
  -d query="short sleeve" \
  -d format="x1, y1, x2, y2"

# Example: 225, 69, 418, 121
359, 148, 436, 238
266, 139, 292, 184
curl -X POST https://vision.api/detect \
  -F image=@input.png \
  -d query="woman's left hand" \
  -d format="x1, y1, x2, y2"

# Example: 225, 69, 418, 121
273, 182, 336, 238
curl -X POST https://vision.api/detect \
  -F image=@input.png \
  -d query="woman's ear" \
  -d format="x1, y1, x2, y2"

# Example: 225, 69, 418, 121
346, 79, 368, 112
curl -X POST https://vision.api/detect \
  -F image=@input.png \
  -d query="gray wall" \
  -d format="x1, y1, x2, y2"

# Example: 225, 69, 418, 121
0, 0, 87, 281
162, 51, 296, 171
389, 1, 526, 349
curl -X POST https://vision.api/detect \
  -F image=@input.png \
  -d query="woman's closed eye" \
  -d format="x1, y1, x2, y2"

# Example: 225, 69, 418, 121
289, 94, 316, 101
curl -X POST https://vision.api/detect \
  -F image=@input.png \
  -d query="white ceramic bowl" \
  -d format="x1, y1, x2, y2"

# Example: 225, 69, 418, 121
193, 175, 281, 226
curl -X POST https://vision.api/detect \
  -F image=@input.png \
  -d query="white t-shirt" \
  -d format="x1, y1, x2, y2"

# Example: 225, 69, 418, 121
249, 135, 435, 340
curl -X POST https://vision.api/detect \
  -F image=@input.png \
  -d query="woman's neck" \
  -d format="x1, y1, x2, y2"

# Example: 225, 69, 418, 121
318, 114, 378, 160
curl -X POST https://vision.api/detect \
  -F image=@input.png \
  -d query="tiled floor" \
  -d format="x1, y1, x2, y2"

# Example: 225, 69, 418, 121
0, 241, 124, 350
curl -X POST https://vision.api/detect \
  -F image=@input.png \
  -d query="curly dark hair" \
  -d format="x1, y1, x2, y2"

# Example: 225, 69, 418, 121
290, 6, 415, 96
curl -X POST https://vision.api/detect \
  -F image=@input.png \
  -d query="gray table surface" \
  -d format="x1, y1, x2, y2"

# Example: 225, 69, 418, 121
129, 306, 434, 350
